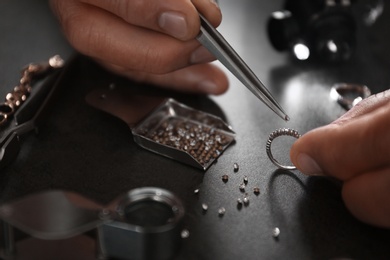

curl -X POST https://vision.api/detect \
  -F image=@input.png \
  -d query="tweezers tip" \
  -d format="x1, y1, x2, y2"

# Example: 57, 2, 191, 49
284, 115, 290, 121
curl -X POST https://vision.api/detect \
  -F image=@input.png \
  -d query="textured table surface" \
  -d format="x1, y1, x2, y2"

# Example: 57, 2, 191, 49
0, 0, 390, 259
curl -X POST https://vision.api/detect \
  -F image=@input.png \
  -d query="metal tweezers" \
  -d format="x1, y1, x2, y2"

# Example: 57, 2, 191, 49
197, 14, 289, 121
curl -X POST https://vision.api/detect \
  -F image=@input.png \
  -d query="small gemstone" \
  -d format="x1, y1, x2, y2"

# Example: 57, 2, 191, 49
218, 207, 226, 216
239, 183, 245, 191
272, 227, 280, 238
222, 174, 229, 182
243, 176, 248, 184
202, 203, 208, 211
181, 229, 190, 239
253, 187, 260, 195
243, 196, 249, 205
233, 163, 239, 172
194, 188, 200, 194
237, 198, 243, 205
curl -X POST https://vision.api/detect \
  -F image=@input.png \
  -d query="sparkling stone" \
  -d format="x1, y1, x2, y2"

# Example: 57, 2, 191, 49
181, 229, 190, 239
218, 207, 226, 216
178, 128, 186, 137
194, 188, 200, 194
190, 139, 196, 146
202, 203, 208, 211
237, 198, 243, 205
222, 174, 229, 182
243, 176, 248, 184
272, 227, 280, 238
239, 183, 245, 191
243, 196, 249, 205
253, 187, 260, 195
233, 163, 239, 172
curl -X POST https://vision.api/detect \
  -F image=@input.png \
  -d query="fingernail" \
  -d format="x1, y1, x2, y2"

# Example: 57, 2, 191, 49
197, 80, 218, 93
158, 11, 188, 39
190, 46, 216, 64
296, 153, 324, 176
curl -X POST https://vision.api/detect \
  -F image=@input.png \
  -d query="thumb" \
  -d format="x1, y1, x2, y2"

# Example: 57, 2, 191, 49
290, 90, 390, 180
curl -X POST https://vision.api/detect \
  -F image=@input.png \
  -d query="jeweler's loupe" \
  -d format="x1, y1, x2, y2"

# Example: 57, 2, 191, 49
0, 188, 185, 260
330, 83, 371, 110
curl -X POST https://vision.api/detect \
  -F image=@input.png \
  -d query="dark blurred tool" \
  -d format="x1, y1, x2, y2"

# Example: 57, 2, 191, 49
267, 0, 384, 62
0, 188, 184, 260
0, 56, 66, 169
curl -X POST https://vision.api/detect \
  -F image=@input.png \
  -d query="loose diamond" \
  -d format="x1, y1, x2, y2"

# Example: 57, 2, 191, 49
243, 195, 249, 205
233, 163, 239, 172
272, 227, 280, 238
181, 229, 190, 238
218, 207, 226, 216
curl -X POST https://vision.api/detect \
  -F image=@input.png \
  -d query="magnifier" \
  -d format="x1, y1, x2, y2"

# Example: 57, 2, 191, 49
0, 187, 185, 260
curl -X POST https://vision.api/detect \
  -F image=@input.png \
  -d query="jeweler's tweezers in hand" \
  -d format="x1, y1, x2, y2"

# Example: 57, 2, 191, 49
196, 14, 289, 121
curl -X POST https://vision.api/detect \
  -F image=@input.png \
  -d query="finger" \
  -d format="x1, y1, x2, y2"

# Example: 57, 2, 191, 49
342, 167, 390, 228
51, 0, 214, 74
333, 90, 390, 125
101, 62, 229, 95
78, 0, 222, 40
290, 94, 390, 180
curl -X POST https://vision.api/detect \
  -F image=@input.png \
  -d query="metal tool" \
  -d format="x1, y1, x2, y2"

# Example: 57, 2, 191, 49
196, 14, 289, 121
0, 188, 185, 260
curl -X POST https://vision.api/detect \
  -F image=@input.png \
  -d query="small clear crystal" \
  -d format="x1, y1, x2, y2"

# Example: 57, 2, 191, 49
272, 227, 280, 238
233, 163, 239, 172
253, 187, 260, 195
239, 183, 245, 191
218, 207, 226, 216
202, 203, 208, 211
194, 188, 200, 194
181, 229, 190, 239
243, 196, 249, 205
237, 198, 243, 205
243, 176, 248, 184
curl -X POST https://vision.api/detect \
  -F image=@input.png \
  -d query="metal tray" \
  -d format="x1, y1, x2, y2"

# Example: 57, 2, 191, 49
132, 99, 235, 170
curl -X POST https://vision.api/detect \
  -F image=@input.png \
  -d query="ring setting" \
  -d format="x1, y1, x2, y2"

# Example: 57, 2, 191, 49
266, 128, 301, 170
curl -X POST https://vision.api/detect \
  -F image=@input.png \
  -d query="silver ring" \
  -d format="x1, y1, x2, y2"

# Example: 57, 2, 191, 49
266, 128, 301, 170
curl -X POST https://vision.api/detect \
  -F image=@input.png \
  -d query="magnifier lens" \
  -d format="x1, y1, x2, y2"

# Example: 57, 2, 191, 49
123, 200, 174, 227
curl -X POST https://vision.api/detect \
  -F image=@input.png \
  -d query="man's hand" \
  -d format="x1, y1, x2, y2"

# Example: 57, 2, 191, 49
291, 89, 390, 228
50, 0, 228, 94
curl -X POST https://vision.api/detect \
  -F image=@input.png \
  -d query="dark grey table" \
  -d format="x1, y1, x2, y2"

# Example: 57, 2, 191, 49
1, 0, 389, 259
